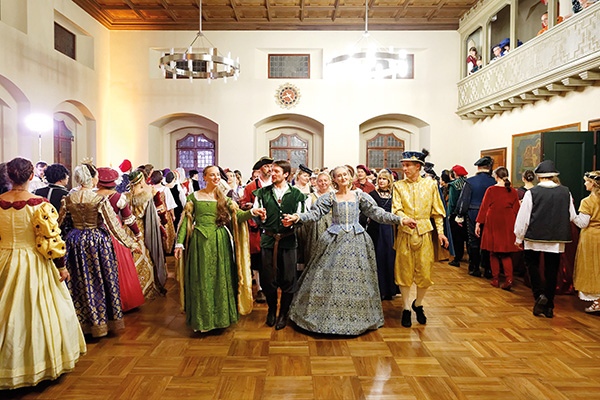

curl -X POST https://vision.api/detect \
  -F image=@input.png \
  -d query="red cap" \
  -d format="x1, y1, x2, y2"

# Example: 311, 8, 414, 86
119, 159, 132, 173
451, 164, 468, 176
97, 167, 119, 188
356, 164, 370, 175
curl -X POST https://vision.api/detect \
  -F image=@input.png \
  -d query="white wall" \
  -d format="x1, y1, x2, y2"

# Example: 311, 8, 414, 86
0, 0, 596, 178
107, 29, 468, 174
461, 86, 600, 172
0, 0, 110, 164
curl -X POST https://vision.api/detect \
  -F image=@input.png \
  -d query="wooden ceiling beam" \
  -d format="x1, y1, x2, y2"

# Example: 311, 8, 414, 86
70, 0, 465, 30
332, 0, 341, 22
396, 0, 412, 21
228, 0, 241, 22
427, 0, 447, 21
123, 0, 146, 20
159, 0, 178, 22
265, 0, 272, 22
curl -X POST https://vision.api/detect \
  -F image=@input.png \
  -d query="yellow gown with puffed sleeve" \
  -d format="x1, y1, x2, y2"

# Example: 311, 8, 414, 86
0, 198, 86, 389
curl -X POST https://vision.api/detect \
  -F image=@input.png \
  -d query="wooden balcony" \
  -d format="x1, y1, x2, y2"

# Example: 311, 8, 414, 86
456, 5, 600, 121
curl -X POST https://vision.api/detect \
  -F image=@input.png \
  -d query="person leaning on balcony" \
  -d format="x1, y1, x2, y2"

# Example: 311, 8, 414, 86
490, 46, 502, 63
537, 12, 564, 36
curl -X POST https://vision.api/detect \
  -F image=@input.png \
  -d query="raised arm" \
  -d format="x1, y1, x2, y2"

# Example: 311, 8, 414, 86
359, 191, 403, 225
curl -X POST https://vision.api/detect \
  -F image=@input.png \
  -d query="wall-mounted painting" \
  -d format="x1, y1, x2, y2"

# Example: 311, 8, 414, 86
480, 147, 507, 170
511, 123, 580, 185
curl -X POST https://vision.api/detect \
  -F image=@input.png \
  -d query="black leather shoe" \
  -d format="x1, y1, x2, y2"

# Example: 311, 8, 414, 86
483, 270, 493, 279
401, 310, 412, 328
543, 307, 554, 318
255, 290, 267, 303
533, 295, 548, 316
448, 260, 460, 267
469, 269, 482, 277
275, 315, 288, 330
411, 300, 427, 325
266, 310, 276, 327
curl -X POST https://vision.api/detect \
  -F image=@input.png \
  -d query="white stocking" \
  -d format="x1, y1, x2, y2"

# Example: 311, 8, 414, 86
400, 285, 412, 310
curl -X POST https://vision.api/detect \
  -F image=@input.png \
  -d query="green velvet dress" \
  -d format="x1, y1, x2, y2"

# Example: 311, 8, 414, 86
177, 196, 252, 331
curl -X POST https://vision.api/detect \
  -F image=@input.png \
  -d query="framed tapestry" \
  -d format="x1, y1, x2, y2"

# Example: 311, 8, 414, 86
511, 123, 580, 184
480, 147, 507, 170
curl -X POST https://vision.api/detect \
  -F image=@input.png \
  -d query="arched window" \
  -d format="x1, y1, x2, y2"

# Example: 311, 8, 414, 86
176, 133, 215, 187
269, 133, 308, 170
366, 133, 405, 179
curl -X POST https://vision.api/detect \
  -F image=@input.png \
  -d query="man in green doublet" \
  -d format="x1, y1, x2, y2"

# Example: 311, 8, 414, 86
253, 160, 307, 330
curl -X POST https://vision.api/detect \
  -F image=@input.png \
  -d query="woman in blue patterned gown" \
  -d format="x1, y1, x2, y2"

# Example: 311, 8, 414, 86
283, 166, 404, 335
58, 162, 139, 337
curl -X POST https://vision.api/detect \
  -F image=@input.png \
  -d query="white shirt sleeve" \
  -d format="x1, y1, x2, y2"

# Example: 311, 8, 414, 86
514, 190, 532, 244
573, 213, 591, 229
163, 186, 177, 211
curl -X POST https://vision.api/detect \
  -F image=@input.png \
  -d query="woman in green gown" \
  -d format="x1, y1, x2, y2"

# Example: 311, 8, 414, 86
174, 166, 264, 332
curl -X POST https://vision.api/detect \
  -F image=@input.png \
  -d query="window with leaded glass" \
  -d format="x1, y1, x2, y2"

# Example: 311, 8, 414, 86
269, 133, 308, 171
268, 54, 310, 79
176, 134, 216, 188
366, 133, 405, 179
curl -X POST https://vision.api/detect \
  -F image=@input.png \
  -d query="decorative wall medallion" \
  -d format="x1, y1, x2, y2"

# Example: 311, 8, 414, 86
275, 83, 300, 109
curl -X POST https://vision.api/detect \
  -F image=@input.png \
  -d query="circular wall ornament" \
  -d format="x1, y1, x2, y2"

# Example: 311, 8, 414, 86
275, 83, 300, 109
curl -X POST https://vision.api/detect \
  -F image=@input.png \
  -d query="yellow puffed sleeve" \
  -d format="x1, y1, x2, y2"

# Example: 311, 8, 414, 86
32, 202, 67, 260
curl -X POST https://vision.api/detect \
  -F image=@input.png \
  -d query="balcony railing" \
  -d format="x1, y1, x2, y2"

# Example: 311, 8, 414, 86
456, 4, 600, 121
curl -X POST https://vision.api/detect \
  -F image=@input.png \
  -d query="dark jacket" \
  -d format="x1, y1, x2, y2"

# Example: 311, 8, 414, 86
456, 172, 496, 216
254, 184, 307, 249
525, 185, 572, 243
35, 184, 69, 212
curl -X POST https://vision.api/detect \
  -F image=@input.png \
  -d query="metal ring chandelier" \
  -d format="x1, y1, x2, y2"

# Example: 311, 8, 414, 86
159, 2, 240, 81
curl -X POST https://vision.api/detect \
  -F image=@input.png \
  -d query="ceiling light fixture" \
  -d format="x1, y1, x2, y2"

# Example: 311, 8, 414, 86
327, 1, 409, 79
159, 1, 240, 82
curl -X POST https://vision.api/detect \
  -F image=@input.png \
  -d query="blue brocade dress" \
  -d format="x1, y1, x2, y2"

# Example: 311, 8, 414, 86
289, 191, 402, 335
60, 189, 138, 337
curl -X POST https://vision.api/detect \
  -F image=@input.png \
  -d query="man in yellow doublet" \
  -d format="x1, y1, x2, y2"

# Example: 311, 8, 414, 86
392, 150, 448, 328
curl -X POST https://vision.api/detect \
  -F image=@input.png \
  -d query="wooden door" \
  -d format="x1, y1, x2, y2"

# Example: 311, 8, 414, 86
542, 131, 596, 208
54, 120, 73, 187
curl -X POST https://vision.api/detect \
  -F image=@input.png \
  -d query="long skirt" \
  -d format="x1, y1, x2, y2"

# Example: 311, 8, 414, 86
65, 227, 124, 337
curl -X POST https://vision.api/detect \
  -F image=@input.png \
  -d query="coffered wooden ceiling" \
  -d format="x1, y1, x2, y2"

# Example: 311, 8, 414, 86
72, 0, 477, 31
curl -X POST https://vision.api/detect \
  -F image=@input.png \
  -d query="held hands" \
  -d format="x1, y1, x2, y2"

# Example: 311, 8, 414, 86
174, 247, 183, 260
282, 214, 298, 227
252, 207, 267, 221
402, 217, 418, 229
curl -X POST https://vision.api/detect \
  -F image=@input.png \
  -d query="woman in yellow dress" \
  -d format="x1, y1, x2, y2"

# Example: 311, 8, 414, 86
0, 158, 86, 389
573, 171, 600, 312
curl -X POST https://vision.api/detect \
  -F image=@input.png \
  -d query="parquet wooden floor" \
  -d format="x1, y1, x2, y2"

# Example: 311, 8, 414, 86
5, 259, 600, 400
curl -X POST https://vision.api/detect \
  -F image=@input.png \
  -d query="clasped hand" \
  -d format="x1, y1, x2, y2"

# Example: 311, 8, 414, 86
402, 217, 417, 229
281, 214, 298, 227
252, 207, 267, 221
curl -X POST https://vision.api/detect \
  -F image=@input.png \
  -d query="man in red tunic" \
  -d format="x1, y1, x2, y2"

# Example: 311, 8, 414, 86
241, 156, 273, 303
